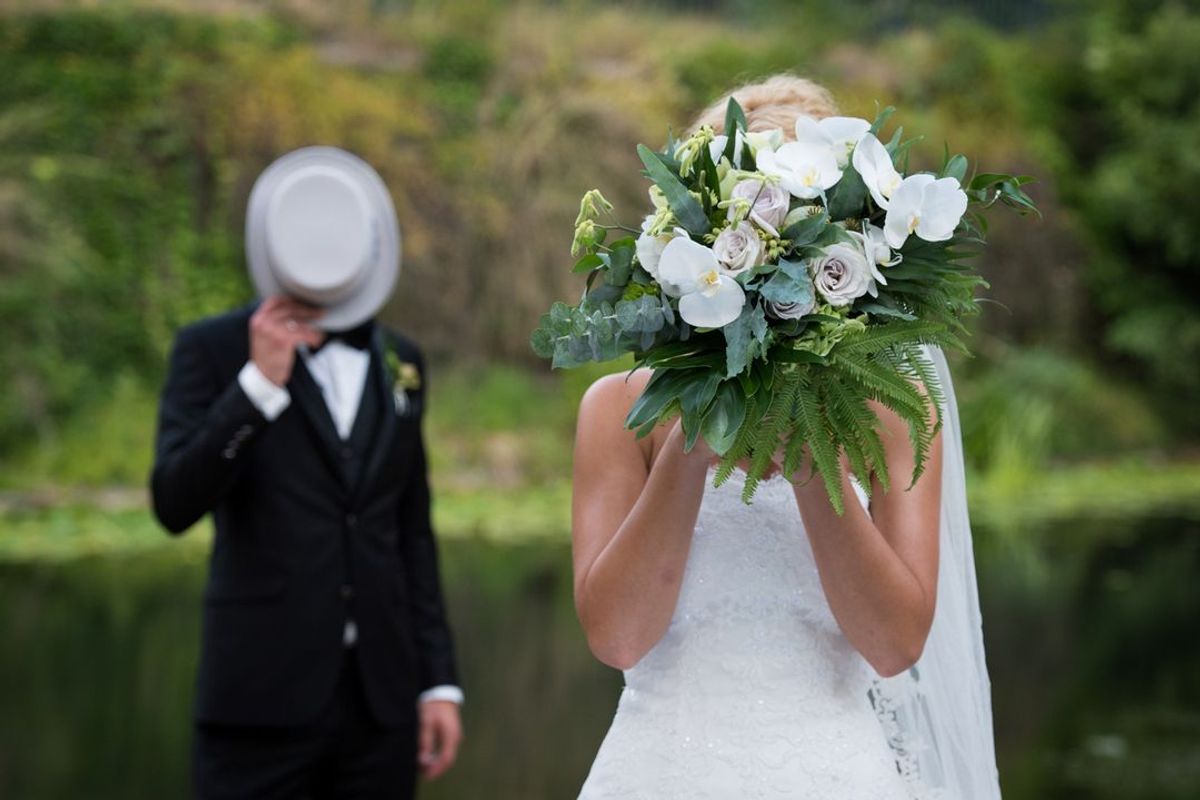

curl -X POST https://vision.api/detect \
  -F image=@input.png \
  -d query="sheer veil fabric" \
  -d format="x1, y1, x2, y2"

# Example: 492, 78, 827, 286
868, 346, 1002, 799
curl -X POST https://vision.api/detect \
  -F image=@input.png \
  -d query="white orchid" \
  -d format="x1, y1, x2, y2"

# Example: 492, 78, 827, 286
847, 223, 897, 297
883, 174, 969, 249
794, 115, 872, 168
757, 141, 842, 200
657, 237, 746, 328
852, 133, 904, 209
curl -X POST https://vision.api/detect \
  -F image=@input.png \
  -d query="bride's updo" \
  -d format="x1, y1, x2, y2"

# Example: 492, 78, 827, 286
690, 74, 838, 139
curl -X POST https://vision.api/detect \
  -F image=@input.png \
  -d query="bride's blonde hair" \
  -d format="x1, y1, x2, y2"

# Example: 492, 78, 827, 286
690, 74, 838, 139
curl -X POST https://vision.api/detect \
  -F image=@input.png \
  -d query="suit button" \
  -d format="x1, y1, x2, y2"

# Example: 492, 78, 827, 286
341, 446, 353, 460
345, 513, 358, 528
340, 585, 354, 600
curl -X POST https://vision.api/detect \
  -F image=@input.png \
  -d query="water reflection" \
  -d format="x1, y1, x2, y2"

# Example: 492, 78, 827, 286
1, 514, 1197, 798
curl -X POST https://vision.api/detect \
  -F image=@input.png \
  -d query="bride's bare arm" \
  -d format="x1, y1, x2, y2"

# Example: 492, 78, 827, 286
571, 373, 712, 670
792, 401, 943, 678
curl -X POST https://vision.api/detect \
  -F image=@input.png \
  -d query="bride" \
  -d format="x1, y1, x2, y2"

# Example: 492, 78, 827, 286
572, 76, 1001, 799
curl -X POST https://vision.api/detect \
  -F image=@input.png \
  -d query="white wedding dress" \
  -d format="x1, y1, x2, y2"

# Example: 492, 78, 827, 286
578, 471, 910, 799
578, 349, 1002, 800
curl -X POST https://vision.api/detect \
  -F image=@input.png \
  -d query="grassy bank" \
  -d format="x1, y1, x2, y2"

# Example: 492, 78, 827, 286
3, 460, 1198, 562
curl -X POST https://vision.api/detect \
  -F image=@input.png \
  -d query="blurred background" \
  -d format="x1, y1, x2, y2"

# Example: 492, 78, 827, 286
1, 0, 1198, 797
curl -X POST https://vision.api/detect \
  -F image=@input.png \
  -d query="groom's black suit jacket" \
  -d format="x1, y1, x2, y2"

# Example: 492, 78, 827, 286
150, 304, 458, 729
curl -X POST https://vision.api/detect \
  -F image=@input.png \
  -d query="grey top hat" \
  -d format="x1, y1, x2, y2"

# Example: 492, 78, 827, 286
246, 146, 401, 331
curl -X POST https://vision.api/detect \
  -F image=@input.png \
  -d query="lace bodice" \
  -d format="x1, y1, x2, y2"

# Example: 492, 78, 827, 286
578, 469, 912, 799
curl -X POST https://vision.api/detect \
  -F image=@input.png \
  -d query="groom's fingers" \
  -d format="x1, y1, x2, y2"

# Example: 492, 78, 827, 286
429, 718, 461, 779
417, 713, 462, 780
418, 717, 436, 772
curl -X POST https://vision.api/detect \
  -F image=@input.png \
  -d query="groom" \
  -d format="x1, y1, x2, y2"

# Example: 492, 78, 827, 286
151, 148, 462, 798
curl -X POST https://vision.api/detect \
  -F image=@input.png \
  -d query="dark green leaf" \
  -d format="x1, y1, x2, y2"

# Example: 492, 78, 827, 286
702, 380, 747, 455
781, 209, 829, 245
637, 144, 709, 236
826, 165, 868, 221
572, 253, 604, 274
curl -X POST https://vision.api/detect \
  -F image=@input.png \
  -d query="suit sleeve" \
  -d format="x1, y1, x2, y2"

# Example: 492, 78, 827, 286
396, 353, 461, 691
150, 324, 270, 534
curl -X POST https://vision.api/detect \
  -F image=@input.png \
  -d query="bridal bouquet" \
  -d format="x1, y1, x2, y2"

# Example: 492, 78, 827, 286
531, 100, 1036, 509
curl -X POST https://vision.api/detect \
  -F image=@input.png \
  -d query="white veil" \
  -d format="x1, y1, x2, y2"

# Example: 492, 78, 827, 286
868, 346, 1002, 799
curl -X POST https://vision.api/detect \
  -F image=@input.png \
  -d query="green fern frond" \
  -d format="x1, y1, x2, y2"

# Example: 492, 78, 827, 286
793, 375, 845, 513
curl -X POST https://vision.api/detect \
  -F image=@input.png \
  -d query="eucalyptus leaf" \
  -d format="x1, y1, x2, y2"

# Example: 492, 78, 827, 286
759, 259, 814, 308
723, 302, 769, 378
941, 154, 968, 184
616, 295, 666, 334
606, 239, 635, 286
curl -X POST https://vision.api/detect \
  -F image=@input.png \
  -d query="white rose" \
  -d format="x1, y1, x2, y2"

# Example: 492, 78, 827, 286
764, 296, 815, 320
712, 222, 764, 276
728, 179, 790, 236
810, 243, 874, 307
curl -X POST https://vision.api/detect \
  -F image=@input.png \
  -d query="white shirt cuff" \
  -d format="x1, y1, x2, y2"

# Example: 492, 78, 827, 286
237, 361, 291, 421
418, 685, 464, 705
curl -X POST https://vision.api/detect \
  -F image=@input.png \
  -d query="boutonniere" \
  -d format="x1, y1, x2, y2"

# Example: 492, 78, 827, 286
384, 349, 422, 415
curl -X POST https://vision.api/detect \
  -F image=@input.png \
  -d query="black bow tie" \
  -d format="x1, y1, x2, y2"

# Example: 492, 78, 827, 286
315, 320, 375, 352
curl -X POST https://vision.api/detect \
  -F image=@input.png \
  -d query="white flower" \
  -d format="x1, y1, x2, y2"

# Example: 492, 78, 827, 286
847, 224, 897, 297
709, 130, 745, 165
794, 115, 872, 168
712, 221, 764, 275
810, 243, 875, 307
852, 223, 900, 268
745, 128, 784, 156
757, 141, 842, 200
636, 216, 688, 294
710, 128, 785, 165
728, 179, 790, 236
658, 237, 746, 328
883, 174, 968, 249
852, 133, 904, 209
648, 185, 669, 212
765, 296, 815, 320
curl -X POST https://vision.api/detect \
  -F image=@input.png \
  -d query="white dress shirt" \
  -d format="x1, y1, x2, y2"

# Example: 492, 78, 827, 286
237, 344, 463, 706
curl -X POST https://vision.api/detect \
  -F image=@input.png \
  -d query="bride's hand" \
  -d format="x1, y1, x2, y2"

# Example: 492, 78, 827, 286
667, 419, 717, 466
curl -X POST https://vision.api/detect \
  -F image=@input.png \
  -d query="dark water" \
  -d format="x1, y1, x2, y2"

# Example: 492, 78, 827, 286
1, 514, 1198, 799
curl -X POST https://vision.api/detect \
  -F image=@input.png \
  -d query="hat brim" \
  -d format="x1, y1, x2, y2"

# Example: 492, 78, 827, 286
246, 146, 401, 331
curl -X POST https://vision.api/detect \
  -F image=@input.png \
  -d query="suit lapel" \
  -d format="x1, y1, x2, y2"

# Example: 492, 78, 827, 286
289, 357, 352, 495
356, 330, 398, 502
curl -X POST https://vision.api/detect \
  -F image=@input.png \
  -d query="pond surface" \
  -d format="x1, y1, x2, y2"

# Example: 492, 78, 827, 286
1, 512, 1197, 799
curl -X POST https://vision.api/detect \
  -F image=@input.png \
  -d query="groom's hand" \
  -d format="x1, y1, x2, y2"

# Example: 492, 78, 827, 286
417, 700, 462, 780
249, 296, 325, 387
